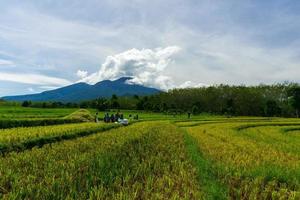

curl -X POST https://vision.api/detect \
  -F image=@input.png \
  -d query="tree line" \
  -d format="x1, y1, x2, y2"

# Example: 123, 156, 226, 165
19, 83, 300, 117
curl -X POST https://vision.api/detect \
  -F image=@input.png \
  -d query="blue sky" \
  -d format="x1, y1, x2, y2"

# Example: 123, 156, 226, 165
0, 0, 299, 96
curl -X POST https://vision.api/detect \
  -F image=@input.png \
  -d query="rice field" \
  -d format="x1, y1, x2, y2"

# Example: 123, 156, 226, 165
0, 107, 299, 199
0, 106, 77, 119
0, 122, 201, 199
0, 122, 119, 155
179, 120, 300, 199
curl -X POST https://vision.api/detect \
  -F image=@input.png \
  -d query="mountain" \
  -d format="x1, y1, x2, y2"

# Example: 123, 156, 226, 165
2, 77, 161, 102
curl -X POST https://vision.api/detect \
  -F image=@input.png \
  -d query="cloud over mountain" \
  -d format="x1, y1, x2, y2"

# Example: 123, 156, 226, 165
1, 1, 300, 96
76, 70, 88, 79
0, 59, 14, 66
79, 46, 181, 90
0, 72, 71, 86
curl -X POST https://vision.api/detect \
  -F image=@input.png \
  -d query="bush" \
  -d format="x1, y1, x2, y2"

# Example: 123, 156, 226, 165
0, 118, 82, 129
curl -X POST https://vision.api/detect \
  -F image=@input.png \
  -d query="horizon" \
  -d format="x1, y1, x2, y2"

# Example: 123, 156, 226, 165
1, 0, 300, 96
2, 76, 298, 99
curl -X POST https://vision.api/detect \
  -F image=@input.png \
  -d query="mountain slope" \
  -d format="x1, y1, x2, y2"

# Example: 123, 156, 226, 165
2, 77, 161, 102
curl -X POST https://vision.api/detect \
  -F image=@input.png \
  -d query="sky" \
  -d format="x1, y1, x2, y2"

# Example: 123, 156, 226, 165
0, 0, 300, 96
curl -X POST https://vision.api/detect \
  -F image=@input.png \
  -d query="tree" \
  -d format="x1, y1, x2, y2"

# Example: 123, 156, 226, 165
136, 100, 144, 110
265, 100, 281, 117
192, 105, 199, 115
22, 100, 32, 107
192, 101, 203, 114
95, 98, 109, 111
225, 98, 235, 116
161, 103, 168, 112
111, 94, 118, 101
288, 86, 300, 117
79, 101, 89, 108
110, 94, 120, 109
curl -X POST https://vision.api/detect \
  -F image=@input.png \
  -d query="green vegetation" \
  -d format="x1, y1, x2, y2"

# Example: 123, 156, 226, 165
180, 120, 300, 199
184, 131, 228, 200
0, 104, 76, 119
0, 122, 119, 155
288, 86, 300, 117
0, 118, 82, 129
64, 109, 95, 122
0, 105, 299, 199
0, 122, 201, 199
13, 84, 300, 118
141, 84, 300, 117
0, 108, 93, 129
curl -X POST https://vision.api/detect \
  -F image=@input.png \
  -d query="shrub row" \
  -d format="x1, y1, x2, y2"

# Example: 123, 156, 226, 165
0, 118, 83, 129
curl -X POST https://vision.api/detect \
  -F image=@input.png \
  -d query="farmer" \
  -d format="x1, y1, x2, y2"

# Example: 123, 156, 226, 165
104, 113, 109, 123
115, 112, 120, 121
95, 112, 99, 123
110, 114, 115, 122
188, 112, 191, 119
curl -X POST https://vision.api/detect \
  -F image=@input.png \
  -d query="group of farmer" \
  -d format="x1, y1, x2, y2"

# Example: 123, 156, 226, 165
103, 112, 124, 123
94, 111, 192, 123
94, 112, 139, 123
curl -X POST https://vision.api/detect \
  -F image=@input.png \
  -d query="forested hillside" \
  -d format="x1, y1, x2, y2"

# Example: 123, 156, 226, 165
13, 83, 300, 118
140, 83, 300, 117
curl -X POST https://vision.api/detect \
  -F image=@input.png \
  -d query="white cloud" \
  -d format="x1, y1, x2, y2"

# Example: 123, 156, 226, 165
27, 87, 34, 92
0, 59, 14, 66
178, 81, 208, 88
80, 46, 181, 90
0, 1, 300, 97
76, 70, 88, 79
0, 72, 71, 86
39, 86, 60, 90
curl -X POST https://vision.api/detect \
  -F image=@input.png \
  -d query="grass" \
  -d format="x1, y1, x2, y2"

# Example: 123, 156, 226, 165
183, 129, 228, 200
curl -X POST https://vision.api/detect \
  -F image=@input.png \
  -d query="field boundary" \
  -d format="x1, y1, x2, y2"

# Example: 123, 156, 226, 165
183, 129, 228, 200
175, 119, 278, 128
281, 127, 300, 133
236, 123, 300, 131
174, 118, 273, 123
176, 121, 222, 127
0, 123, 123, 155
